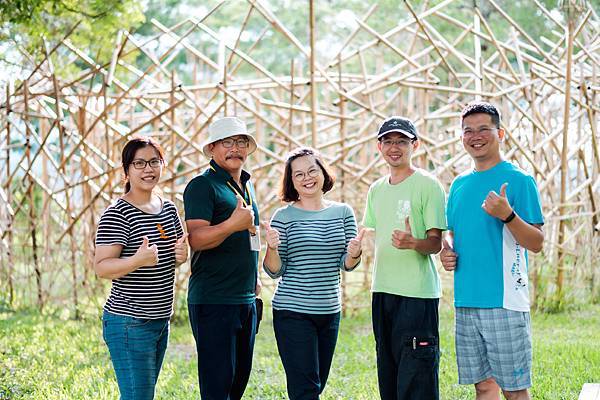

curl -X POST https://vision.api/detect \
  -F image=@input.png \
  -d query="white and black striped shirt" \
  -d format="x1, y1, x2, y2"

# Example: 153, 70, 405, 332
264, 202, 358, 314
95, 198, 184, 319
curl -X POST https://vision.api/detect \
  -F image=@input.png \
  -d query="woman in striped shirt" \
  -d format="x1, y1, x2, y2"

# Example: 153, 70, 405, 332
94, 137, 188, 400
263, 147, 365, 400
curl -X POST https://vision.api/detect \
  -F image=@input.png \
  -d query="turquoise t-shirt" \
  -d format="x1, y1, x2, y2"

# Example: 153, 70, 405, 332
446, 161, 544, 312
362, 169, 447, 298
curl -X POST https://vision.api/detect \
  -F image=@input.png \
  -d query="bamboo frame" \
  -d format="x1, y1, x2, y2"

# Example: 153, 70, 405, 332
0, 0, 598, 314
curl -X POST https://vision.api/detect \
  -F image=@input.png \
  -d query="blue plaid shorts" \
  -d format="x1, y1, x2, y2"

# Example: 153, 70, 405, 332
455, 307, 532, 391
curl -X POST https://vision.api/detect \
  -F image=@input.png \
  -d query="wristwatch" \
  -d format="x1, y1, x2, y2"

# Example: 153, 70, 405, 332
501, 210, 516, 224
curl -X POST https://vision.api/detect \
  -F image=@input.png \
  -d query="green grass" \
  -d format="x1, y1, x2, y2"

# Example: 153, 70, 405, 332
1, 303, 598, 399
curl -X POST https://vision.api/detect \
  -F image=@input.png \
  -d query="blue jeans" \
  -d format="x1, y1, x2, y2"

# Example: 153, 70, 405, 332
273, 309, 341, 400
102, 310, 170, 400
188, 303, 256, 400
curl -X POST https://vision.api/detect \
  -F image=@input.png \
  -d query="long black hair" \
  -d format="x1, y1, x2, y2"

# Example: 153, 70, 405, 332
121, 136, 165, 193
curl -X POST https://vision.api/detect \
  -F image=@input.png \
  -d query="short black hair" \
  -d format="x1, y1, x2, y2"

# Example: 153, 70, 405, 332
279, 147, 335, 203
461, 101, 501, 128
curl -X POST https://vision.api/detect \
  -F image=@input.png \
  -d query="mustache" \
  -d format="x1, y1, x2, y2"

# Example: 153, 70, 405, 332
226, 155, 244, 160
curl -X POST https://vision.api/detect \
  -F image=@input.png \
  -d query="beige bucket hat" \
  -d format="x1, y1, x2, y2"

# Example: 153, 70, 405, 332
201, 117, 258, 158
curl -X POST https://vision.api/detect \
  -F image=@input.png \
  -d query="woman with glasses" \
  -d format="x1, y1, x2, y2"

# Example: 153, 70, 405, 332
262, 147, 364, 400
94, 136, 188, 400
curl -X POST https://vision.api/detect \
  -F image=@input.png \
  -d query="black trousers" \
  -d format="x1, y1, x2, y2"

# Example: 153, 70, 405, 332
188, 303, 256, 400
273, 309, 341, 400
372, 293, 439, 400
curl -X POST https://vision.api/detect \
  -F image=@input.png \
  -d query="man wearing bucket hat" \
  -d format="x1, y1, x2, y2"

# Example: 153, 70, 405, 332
183, 116, 261, 400
362, 116, 447, 400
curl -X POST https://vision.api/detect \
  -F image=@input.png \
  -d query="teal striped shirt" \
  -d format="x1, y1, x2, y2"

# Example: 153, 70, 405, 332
264, 202, 358, 314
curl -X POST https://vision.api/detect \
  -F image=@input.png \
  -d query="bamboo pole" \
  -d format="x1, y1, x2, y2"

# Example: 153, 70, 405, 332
557, 10, 576, 299
309, 0, 317, 147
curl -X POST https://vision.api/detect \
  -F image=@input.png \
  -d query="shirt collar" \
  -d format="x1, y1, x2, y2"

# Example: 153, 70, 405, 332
209, 159, 252, 186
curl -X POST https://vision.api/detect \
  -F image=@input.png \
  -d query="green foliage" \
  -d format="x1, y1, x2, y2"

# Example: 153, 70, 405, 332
0, 0, 144, 71
1, 303, 598, 399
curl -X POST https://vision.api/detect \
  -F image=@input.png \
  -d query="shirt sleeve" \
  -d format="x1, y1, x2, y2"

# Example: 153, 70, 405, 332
362, 185, 376, 229
183, 176, 214, 222
514, 175, 544, 225
263, 208, 288, 279
95, 206, 128, 247
423, 179, 448, 232
341, 204, 360, 271
170, 202, 185, 240
446, 182, 456, 231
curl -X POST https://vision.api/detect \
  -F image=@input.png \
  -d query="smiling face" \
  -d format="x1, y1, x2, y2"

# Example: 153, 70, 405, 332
127, 145, 163, 193
461, 113, 504, 169
208, 135, 248, 175
290, 155, 325, 200
377, 132, 419, 169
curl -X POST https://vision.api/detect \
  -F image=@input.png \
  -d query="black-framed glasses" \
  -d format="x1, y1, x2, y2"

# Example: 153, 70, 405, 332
293, 167, 320, 181
380, 138, 414, 148
220, 138, 250, 149
462, 127, 497, 136
131, 158, 163, 169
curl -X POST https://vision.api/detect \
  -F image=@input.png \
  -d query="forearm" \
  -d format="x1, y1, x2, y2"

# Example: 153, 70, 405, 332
95, 256, 140, 280
413, 236, 442, 255
263, 248, 282, 275
506, 215, 544, 253
189, 221, 235, 251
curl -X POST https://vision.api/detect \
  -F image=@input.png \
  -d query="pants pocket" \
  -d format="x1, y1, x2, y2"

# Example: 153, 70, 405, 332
403, 336, 439, 372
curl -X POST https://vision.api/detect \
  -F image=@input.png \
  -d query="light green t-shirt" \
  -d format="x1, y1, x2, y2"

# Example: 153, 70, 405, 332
362, 169, 447, 298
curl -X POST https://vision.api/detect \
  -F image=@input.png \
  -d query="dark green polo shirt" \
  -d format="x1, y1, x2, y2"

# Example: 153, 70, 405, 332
183, 159, 259, 305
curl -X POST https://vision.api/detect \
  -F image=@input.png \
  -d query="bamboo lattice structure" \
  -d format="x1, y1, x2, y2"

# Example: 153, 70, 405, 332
1, 0, 598, 316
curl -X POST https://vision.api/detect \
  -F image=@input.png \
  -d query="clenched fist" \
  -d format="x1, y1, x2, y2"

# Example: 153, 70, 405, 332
135, 236, 159, 266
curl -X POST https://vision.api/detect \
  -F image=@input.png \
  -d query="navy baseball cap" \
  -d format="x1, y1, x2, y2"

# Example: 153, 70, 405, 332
377, 116, 418, 140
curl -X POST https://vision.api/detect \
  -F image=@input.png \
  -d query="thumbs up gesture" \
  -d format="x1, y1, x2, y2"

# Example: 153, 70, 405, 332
228, 196, 255, 232
261, 221, 280, 250
391, 217, 416, 250
347, 228, 366, 259
134, 236, 159, 266
482, 182, 513, 221
174, 233, 189, 264
440, 238, 457, 271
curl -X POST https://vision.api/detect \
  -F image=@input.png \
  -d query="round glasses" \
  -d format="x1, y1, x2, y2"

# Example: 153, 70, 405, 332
293, 167, 320, 181
131, 158, 163, 169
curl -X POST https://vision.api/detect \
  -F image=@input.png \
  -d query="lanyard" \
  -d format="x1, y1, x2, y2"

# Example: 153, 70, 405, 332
209, 165, 253, 208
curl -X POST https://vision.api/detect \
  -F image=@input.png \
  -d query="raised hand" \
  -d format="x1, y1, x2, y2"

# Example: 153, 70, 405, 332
440, 238, 457, 271
347, 228, 366, 258
135, 236, 159, 266
391, 217, 416, 250
482, 182, 513, 220
174, 233, 189, 264
261, 221, 280, 250
228, 196, 255, 232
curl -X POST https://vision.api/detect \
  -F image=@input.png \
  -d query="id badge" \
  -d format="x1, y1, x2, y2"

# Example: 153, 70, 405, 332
249, 226, 261, 251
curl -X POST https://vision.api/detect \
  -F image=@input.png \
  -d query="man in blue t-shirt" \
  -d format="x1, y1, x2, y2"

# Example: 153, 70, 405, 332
441, 102, 544, 400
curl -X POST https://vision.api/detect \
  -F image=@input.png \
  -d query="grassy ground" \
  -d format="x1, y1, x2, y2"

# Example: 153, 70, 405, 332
1, 302, 598, 400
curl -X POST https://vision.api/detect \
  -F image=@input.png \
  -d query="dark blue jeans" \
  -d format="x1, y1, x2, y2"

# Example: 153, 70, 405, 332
372, 293, 440, 400
273, 309, 341, 400
102, 310, 170, 400
188, 303, 256, 400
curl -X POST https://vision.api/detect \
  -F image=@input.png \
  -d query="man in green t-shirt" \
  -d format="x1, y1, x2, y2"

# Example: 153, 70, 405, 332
362, 116, 447, 400
183, 116, 261, 400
